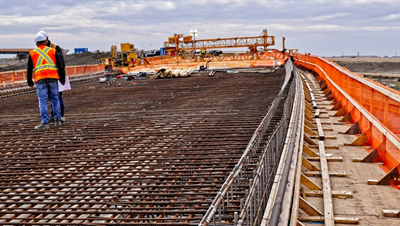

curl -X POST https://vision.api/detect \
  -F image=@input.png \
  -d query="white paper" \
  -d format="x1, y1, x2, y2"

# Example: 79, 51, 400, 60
58, 76, 71, 92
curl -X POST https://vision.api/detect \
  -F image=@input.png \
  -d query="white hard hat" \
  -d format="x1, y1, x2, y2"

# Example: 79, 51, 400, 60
38, 30, 48, 38
34, 33, 46, 42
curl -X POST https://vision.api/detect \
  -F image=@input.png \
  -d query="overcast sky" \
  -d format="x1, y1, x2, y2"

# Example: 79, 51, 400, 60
1, 0, 399, 57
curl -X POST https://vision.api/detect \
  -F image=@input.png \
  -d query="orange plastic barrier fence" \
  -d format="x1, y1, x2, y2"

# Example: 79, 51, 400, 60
295, 54, 400, 187
0, 64, 104, 84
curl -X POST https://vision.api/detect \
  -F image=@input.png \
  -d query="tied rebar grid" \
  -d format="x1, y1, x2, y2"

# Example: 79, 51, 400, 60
201, 60, 297, 226
0, 69, 287, 225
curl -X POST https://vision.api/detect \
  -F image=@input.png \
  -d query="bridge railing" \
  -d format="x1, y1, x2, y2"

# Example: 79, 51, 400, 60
199, 59, 298, 226
295, 54, 400, 187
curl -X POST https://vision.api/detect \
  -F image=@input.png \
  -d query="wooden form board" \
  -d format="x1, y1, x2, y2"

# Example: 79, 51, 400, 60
315, 119, 325, 140
297, 69, 361, 226
318, 140, 334, 226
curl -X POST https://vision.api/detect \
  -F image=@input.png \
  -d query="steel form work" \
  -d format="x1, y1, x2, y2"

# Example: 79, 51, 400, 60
0, 65, 297, 225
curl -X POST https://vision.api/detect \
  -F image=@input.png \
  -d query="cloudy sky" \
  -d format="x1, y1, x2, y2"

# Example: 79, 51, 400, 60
1, 0, 399, 57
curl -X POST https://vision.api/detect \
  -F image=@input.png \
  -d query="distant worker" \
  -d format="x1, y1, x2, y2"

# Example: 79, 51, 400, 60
39, 30, 67, 123
103, 65, 113, 87
27, 32, 65, 130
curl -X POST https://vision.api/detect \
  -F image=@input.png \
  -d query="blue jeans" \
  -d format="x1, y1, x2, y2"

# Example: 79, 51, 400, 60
36, 81, 61, 124
50, 92, 64, 118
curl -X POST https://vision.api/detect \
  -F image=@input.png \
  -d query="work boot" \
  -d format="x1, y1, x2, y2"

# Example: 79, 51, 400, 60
49, 117, 55, 123
35, 122, 50, 130
54, 119, 62, 127
60, 117, 66, 123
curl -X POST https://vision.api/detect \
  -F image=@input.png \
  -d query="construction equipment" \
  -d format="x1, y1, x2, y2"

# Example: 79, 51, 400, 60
282, 37, 298, 59
164, 29, 275, 56
101, 29, 287, 73
101, 43, 138, 69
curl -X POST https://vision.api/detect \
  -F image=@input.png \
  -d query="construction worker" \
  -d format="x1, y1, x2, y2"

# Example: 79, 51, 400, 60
38, 30, 67, 122
27, 32, 65, 130
39, 31, 65, 67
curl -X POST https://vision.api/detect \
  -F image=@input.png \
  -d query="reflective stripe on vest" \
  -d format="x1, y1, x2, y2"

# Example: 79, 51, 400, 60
32, 47, 57, 72
50, 43, 57, 49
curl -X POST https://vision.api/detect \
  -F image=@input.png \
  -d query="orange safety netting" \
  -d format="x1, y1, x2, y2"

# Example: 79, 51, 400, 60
295, 54, 400, 184
0, 64, 104, 84
0, 64, 104, 87
64, 64, 104, 77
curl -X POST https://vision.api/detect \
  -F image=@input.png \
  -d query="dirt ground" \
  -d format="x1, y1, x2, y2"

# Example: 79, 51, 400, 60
328, 57, 400, 77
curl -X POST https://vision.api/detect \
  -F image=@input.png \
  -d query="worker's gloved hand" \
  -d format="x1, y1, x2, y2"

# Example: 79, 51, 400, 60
60, 78, 65, 85
28, 80, 34, 87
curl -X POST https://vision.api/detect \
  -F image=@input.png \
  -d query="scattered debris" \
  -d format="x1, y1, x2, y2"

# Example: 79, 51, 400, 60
153, 68, 194, 79
208, 70, 216, 77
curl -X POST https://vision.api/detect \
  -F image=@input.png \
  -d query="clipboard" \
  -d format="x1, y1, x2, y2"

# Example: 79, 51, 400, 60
58, 76, 71, 92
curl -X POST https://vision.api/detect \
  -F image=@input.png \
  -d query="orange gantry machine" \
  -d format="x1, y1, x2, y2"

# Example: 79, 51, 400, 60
163, 29, 275, 55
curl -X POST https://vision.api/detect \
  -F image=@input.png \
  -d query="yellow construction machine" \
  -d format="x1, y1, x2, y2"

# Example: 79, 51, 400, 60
101, 43, 138, 69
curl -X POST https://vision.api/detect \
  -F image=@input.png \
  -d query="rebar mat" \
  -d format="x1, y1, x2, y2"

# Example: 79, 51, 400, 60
0, 69, 286, 225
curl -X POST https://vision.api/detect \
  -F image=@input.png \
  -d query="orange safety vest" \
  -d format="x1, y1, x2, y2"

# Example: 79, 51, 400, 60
50, 43, 58, 49
29, 45, 59, 82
